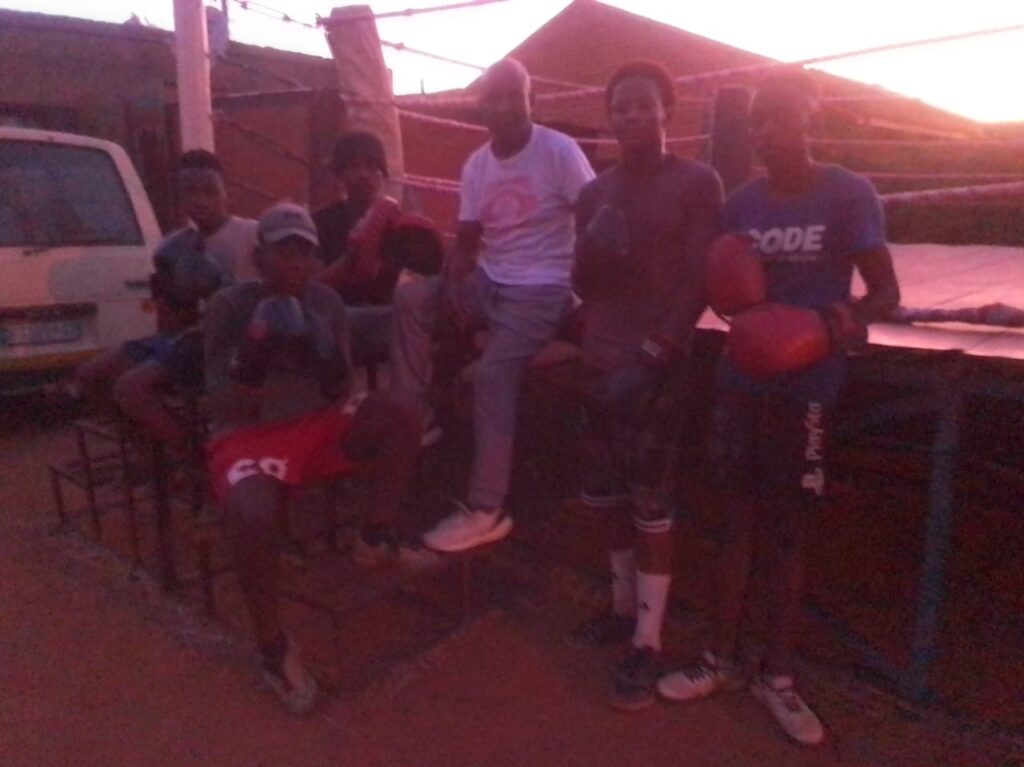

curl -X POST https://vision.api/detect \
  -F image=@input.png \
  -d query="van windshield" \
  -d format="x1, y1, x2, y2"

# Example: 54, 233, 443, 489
0, 140, 143, 248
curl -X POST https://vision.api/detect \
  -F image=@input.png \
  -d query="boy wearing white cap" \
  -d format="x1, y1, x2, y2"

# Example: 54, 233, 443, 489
203, 202, 425, 714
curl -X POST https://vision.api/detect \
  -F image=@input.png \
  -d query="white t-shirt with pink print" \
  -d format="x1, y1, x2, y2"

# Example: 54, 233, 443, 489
458, 124, 595, 287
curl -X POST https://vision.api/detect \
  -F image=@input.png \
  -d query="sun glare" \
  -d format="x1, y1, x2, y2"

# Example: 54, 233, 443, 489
0, 0, 1020, 122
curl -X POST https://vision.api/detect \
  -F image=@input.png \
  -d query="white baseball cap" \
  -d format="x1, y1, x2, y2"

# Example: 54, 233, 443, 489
257, 202, 320, 247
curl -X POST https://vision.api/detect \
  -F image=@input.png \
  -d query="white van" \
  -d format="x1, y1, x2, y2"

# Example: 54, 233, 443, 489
0, 127, 162, 393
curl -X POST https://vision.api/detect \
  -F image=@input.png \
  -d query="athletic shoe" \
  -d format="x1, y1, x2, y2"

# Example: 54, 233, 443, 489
657, 650, 744, 702
396, 541, 445, 572
422, 502, 514, 553
609, 646, 662, 712
568, 612, 636, 647
750, 673, 825, 746
352, 532, 395, 568
261, 635, 319, 715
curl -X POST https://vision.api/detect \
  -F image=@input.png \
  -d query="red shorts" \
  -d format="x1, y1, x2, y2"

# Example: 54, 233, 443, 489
207, 406, 361, 503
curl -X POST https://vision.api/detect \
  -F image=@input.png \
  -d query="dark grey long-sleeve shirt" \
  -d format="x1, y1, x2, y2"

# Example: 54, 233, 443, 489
574, 155, 724, 368
203, 280, 352, 437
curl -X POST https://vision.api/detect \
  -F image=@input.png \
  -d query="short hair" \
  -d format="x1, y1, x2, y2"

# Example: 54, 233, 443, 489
605, 61, 676, 112
480, 58, 531, 97
333, 131, 388, 176
756, 70, 820, 103
177, 149, 224, 175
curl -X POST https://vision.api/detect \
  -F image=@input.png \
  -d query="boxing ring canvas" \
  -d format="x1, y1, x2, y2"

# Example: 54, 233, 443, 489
701, 242, 1024, 702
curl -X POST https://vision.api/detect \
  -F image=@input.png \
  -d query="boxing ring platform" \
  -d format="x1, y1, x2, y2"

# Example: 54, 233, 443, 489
702, 242, 1024, 703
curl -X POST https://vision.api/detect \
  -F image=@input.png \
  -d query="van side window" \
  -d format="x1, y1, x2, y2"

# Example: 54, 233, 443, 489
0, 141, 143, 248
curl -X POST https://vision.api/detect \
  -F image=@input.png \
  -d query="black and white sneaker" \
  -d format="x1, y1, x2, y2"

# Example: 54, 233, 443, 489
657, 650, 744, 702
609, 646, 662, 712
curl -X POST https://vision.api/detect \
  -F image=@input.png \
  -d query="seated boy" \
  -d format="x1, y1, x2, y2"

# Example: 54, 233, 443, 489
73, 150, 256, 456
314, 131, 443, 369
203, 202, 430, 714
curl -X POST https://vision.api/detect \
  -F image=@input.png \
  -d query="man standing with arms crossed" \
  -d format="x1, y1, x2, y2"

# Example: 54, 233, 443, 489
657, 72, 900, 745
391, 58, 595, 552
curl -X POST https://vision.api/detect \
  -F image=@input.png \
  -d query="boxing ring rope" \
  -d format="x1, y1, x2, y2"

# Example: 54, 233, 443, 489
506, 22, 1024, 104
370, 0, 511, 21
229, 0, 320, 29
880, 181, 1024, 205
811, 137, 1024, 149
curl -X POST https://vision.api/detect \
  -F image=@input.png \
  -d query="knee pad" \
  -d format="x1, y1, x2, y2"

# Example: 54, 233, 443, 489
632, 486, 674, 535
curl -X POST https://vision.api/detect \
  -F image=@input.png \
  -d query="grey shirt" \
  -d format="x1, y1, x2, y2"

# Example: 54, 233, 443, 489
204, 280, 352, 437
574, 155, 723, 368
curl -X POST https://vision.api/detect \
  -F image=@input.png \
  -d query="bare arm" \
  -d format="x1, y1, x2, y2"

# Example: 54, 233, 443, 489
448, 220, 482, 281
318, 254, 353, 292
850, 245, 900, 325
440, 220, 482, 325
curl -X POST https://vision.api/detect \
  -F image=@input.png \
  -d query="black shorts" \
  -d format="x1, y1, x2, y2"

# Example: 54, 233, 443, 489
709, 388, 829, 503
566, 361, 662, 508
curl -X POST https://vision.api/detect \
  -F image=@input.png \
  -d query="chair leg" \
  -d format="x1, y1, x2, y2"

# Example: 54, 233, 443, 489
118, 429, 142, 567
150, 441, 180, 591
50, 467, 67, 530
197, 536, 216, 615
76, 425, 102, 540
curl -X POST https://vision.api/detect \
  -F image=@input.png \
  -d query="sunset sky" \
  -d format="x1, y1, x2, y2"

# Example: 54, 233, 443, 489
2, 0, 1021, 122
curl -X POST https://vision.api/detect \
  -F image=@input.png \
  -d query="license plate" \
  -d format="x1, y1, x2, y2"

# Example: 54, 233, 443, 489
0, 319, 83, 347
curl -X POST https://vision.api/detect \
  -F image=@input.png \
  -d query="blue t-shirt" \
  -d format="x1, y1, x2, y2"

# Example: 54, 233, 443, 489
717, 164, 885, 404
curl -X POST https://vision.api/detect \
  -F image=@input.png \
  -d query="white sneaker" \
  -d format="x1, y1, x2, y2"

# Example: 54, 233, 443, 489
657, 651, 742, 702
261, 635, 319, 715
422, 502, 514, 553
750, 674, 825, 746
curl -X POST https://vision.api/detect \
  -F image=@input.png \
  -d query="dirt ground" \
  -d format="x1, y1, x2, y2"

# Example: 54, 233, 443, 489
1, 394, 1023, 767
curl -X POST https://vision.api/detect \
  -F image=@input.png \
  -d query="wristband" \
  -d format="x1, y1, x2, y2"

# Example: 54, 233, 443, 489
640, 333, 682, 365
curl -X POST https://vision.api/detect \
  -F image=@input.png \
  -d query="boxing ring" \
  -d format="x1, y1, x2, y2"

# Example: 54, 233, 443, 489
216, 0, 1023, 702
816, 242, 1024, 703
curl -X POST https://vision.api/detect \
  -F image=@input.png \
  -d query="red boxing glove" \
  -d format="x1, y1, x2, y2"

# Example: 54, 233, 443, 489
706, 234, 767, 316
819, 301, 868, 352
726, 303, 831, 379
348, 196, 401, 281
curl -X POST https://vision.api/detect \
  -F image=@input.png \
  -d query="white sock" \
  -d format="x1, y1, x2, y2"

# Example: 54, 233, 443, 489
632, 572, 671, 651
609, 548, 637, 617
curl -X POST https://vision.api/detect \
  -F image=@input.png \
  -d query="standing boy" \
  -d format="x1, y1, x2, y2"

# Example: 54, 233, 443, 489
657, 72, 900, 745
571, 62, 723, 711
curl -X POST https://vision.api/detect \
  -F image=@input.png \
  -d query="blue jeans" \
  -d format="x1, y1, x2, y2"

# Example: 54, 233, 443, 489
391, 268, 572, 509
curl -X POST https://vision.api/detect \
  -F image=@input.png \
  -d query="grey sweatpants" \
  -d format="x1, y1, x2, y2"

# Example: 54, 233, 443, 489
390, 268, 572, 510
